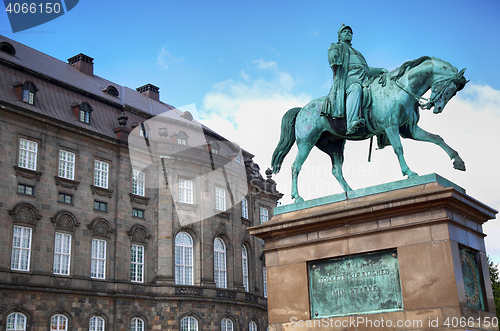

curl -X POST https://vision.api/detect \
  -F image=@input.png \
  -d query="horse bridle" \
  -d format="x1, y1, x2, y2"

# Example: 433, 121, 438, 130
391, 68, 468, 110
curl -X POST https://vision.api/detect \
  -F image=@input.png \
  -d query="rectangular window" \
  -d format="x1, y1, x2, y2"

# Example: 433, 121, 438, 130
91, 238, 106, 279
23, 89, 34, 104
94, 160, 109, 188
53, 232, 71, 275
132, 169, 145, 196
17, 184, 34, 195
58, 150, 75, 180
18, 138, 38, 170
260, 207, 269, 224
241, 197, 248, 219
215, 187, 226, 211
179, 179, 193, 204
79, 110, 90, 124
58, 193, 73, 204
132, 208, 144, 218
11, 226, 32, 271
263, 267, 267, 298
94, 201, 107, 212
131, 244, 144, 283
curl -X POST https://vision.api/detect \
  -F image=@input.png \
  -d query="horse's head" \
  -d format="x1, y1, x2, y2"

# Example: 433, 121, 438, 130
428, 67, 468, 114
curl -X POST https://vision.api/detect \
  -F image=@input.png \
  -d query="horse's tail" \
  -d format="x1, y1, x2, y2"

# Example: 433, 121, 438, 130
271, 107, 301, 174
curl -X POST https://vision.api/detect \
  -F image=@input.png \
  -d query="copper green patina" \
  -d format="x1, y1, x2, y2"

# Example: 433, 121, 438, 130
271, 24, 468, 203
460, 247, 486, 310
309, 250, 403, 318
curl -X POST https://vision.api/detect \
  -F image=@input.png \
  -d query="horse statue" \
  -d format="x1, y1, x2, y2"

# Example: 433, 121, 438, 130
271, 56, 468, 203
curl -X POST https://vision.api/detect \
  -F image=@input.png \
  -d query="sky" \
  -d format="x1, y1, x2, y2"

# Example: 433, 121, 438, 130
1, 0, 500, 262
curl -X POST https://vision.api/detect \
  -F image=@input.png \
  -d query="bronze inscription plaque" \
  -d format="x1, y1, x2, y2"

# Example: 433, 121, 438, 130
309, 249, 403, 318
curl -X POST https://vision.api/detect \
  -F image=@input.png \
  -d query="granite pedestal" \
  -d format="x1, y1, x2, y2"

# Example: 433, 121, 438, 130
249, 174, 498, 330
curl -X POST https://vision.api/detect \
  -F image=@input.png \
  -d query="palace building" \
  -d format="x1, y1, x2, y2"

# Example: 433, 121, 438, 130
0, 35, 282, 331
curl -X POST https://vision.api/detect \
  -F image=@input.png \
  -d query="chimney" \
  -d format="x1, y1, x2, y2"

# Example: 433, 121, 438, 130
136, 84, 160, 101
68, 53, 94, 75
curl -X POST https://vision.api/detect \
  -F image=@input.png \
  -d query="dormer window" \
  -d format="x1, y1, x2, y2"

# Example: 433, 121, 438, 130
0, 42, 16, 55
211, 142, 220, 155
177, 131, 188, 145
104, 85, 119, 97
22, 82, 37, 105
79, 102, 92, 124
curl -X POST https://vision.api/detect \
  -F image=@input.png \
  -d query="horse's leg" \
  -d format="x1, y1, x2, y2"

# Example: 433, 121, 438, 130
317, 138, 352, 192
385, 125, 418, 178
408, 126, 466, 171
291, 140, 315, 203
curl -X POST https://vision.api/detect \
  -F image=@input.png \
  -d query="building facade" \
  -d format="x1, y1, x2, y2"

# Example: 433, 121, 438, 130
0, 35, 282, 331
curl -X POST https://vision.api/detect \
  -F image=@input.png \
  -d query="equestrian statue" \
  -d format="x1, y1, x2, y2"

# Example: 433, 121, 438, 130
271, 24, 468, 203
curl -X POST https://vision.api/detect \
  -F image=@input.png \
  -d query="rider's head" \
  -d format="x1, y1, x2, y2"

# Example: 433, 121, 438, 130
338, 24, 353, 42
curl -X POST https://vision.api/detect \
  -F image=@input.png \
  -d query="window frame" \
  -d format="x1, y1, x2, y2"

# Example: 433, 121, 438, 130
214, 237, 227, 288
50, 314, 68, 331
58, 150, 75, 180
174, 232, 194, 285
241, 197, 248, 219
53, 232, 72, 275
131, 244, 144, 283
91, 238, 106, 279
130, 317, 144, 331
89, 316, 105, 331
6, 312, 27, 331
94, 200, 108, 212
79, 102, 92, 124
260, 207, 269, 224
215, 187, 226, 211
221, 318, 233, 331
58, 193, 73, 204
180, 316, 198, 331
263, 267, 267, 298
242, 245, 249, 292
132, 208, 144, 219
22, 81, 37, 105
17, 184, 34, 196
178, 178, 193, 204
94, 160, 109, 189
249, 321, 258, 331
11, 225, 32, 271
132, 169, 146, 197
18, 138, 38, 171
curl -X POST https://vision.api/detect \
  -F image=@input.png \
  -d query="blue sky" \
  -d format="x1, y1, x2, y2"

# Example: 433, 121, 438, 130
2, 0, 500, 261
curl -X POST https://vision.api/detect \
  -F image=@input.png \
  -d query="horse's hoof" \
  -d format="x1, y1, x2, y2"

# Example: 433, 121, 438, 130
453, 160, 466, 171
294, 197, 304, 203
407, 172, 419, 179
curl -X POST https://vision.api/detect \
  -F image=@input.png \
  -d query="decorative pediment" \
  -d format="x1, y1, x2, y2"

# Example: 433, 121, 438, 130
50, 211, 80, 232
127, 224, 151, 244
9, 202, 41, 226
88, 218, 113, 238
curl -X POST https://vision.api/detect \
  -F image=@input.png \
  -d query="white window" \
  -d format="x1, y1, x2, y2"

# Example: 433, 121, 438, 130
94, 160, 109, 189
215, 187, 226, 211
179, 179, 193, 204
131, 244, 144, 283
263, 267, 267, 298
241, 197, 248, 219
249, 321, 258, 331
130, 317, 144, 331
260, 207, 269, 224
18, 138, 37, 170
242, 245, 249, 292
221, 318, 233, 331
132, 169, 145, 196
11, 226, 32, 271
89, 316, 105, 331
58, 150, 75, 180
51, 314, 68, 331
6, 313, 26, 331
53, 232, 71, 275
175, 232, 193, 285
214, 237, 226, 288
91, 238, 106, 279
180, 316, 198, 331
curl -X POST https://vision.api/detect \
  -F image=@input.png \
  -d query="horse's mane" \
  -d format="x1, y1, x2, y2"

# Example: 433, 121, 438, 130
391, 56, 432, 81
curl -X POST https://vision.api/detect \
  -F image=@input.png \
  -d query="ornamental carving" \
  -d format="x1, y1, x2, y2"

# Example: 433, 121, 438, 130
54, 176, 80, 190
88, 218, 113, 238
51, 211, 80, 232
9, 203, 41, 225
129, 193, 150, 205
90, 185, 114, 198
216, 290, 237, 300
175, 287, 203, 296
127, 225, 151, 244
13, 165, 43, 181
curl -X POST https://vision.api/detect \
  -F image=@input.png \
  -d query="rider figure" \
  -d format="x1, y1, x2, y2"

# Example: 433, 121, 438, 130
322, 24, 387, 134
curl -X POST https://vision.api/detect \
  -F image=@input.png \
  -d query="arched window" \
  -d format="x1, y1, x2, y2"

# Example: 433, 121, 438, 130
104, 86, 119, 97
214, 237, 226, 288
180, 316, 198, 331
6, 313, 26, 331
89, 316, 105, 331
175, 232, 193, 285
50, 314, 68, 331
0, 42, 16, 55
221, 318, 233, 331
242, 245, 249, 292
249, 321, 258, 331
130, 317, 144, 331
79, 102, 92, 124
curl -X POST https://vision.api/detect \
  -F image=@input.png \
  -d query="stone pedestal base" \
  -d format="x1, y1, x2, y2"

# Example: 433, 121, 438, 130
250, 175, 498, 331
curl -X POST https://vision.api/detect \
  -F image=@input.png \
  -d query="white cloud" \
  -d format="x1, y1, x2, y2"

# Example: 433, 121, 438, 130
156, 46, 184, 70
200, 68, 500, 263
252, 58, 278, 70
